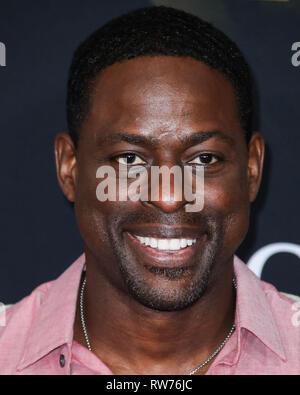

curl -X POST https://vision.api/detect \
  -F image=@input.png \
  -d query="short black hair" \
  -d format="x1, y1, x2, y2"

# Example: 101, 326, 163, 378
66, 6, 254, 147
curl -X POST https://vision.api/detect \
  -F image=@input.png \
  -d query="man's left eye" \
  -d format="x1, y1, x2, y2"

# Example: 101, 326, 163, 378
188, 153, 220, 165
115, 153, 146, 165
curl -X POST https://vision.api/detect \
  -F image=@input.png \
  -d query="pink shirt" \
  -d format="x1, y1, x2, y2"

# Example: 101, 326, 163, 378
0, 254, 299, 375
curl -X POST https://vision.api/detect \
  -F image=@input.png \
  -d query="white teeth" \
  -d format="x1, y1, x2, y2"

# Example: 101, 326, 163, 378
158, 239, 169, 250
150, 238, 158, 248
134, 236, 196, 251
180, 239, 187, 248
169, 239, 181, 250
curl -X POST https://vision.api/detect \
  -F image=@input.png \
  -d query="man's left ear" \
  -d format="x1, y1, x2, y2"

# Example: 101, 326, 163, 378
247, 131, 265, 203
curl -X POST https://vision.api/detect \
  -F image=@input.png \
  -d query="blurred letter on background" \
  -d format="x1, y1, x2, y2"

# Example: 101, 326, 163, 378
0, 42, 6, 66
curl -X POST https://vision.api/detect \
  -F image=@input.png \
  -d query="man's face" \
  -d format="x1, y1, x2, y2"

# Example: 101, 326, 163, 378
56, 56, 264, 311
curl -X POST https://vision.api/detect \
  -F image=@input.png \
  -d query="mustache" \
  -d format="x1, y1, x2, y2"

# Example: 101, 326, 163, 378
116, 210, 219, 228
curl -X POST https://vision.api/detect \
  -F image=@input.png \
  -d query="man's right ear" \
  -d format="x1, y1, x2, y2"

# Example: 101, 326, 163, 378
54, 132, 77, 202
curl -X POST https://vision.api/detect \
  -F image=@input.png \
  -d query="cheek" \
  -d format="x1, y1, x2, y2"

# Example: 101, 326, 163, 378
73, 162, 112, 253
74, 161, 135, 259
204, 170, 250, 250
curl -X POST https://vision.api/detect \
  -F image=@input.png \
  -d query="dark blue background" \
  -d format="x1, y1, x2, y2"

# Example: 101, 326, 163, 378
0, 0, 299, 303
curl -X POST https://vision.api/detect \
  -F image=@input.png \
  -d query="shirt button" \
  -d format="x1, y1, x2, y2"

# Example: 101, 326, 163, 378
59, 354, 66, 368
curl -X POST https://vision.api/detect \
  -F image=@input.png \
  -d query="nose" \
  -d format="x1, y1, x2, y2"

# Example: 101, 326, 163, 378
142, 164, 188, 213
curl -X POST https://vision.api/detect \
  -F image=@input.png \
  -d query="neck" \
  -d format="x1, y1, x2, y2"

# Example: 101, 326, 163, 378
73, 255, 236, 375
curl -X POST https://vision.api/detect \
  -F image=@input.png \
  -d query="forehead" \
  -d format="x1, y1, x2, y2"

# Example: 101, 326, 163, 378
84, 56, 243, 139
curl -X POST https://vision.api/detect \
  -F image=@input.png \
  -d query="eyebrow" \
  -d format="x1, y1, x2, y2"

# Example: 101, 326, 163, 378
97, 130, 234, 147
182, 130, 234, 146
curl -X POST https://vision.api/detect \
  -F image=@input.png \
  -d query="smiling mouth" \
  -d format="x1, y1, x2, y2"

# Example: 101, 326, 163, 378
125, 231, 202, 270
133, 235, 197, 252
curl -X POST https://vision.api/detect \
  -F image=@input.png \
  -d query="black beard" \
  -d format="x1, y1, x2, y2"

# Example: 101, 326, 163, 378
119, 260, 213, 311
105, 210, 225, 312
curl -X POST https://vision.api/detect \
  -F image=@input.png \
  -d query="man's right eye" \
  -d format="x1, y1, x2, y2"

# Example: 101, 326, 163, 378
114, 153, 146, 165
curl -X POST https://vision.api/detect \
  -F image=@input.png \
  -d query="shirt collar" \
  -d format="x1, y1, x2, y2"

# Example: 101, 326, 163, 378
17, 254, 86, 371
232, 255, 287, 362
17, 253, 286, 371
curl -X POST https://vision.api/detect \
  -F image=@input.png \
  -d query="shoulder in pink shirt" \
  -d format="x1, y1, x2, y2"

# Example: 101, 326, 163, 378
0, 254, 299, 375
